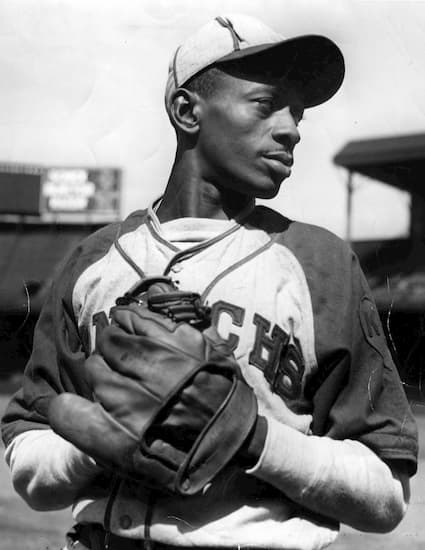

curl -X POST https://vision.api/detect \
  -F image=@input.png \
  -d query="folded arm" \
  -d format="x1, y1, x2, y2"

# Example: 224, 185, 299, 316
248, 416, 409, 533
5, 429, 102, 511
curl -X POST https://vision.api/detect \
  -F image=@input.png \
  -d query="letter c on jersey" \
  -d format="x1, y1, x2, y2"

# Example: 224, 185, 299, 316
211, 300, 245, 352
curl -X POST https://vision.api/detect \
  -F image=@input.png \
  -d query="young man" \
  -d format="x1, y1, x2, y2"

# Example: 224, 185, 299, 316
1, 13, 418, 550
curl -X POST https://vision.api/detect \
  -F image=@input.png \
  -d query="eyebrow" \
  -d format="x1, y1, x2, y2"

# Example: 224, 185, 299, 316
244, 83, 302, 102
242, 81, 281, 95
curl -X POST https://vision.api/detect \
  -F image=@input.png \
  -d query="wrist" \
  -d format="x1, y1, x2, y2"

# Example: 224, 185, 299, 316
238, 415, 268, 469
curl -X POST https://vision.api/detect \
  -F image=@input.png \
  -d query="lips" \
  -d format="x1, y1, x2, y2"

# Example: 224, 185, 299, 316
262, 151, 294, 178
262, 151, 294, 166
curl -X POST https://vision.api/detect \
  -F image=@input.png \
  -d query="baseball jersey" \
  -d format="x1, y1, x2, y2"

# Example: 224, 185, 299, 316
2, 202, 418, 549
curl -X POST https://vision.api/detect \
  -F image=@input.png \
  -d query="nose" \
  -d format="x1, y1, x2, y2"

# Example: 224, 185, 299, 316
271, 107, 301, 150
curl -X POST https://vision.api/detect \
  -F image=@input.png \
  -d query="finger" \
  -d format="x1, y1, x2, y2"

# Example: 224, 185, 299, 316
86, 353, 149, 401
48, 393, 138, 468
97, 328, 203, 398
106, 310, 206, 361
85, 357, 163, 427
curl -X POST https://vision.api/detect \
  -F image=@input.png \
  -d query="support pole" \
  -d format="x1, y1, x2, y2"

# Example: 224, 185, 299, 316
346, 170, 353, 245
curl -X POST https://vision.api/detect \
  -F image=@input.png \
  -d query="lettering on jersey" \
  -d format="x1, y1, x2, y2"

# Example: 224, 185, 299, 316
93, 311, 110, 349
275, 337, 305, 400
79, 324, 92, 357
211, 300, 245, 352
249, 314, 288, 375
87, 300, 306, 400
81, 311, 110, 353
249, 313, 305, 400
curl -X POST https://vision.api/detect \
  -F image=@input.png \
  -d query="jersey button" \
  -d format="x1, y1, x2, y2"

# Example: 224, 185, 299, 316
119, 514, 132, 529
171, 263, 182, 273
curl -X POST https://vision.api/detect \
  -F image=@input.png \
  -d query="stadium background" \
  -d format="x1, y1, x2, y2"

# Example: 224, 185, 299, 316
1, 1, 425, 548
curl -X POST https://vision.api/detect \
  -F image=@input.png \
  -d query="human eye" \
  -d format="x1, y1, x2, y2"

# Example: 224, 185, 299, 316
254, 97, 274, 116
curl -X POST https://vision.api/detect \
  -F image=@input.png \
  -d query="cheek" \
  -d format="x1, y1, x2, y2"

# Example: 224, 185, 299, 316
201, 110, 258, 163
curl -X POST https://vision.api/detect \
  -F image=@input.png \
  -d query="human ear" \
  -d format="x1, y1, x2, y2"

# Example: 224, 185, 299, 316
169, 89, 200, 135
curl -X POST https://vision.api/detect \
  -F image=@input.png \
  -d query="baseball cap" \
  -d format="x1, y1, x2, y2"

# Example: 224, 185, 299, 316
165, 13, 344, 113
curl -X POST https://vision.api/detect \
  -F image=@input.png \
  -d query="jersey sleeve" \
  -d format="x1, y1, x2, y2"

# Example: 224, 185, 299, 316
1, 252, 90, 448
1, 213, 147, 449
306, 242, 418, 475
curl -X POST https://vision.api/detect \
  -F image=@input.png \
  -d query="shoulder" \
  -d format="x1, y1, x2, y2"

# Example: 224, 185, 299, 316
247, 206, 365, 320
52, 209, 149, 299
64, 210, 148, 270
248, 205, 353, 268
73, 209, 148, 255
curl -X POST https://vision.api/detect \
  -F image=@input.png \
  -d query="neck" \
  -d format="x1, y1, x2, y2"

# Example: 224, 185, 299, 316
157, 149, 254, 223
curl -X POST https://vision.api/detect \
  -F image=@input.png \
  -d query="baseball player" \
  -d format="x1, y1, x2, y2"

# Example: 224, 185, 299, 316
1, 13, 418, 550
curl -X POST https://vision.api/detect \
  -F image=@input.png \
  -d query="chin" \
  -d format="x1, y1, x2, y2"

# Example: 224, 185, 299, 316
252, 180, 283, 199
222, 172, 284, 200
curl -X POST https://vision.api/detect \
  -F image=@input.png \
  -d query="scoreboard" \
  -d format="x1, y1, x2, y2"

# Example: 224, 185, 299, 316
0, 163, 121, 223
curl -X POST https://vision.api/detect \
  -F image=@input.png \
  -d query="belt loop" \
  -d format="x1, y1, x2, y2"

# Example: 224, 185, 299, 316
102, 475, 122, 550
103, 530, 111, 550
143, 490, 157, 550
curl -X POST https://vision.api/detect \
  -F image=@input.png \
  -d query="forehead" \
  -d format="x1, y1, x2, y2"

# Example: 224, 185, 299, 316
214, 67, 303, 104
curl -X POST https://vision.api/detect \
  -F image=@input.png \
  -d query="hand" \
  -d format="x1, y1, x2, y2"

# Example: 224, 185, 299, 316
48, 282, 259, 496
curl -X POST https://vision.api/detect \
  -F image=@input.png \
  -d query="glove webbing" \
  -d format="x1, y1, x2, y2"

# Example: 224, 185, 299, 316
116, 276, 211, 329
149, 291, 211, 327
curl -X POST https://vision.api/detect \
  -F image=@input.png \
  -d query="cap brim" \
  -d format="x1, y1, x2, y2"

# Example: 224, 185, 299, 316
216, 35, 345, 108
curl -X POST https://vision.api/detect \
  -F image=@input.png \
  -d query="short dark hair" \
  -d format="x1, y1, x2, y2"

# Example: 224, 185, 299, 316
184, 57, 285, 99
184, 65, 225, 99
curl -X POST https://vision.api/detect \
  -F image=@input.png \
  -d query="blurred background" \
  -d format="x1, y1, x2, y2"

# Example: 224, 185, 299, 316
0, 0, 424, 548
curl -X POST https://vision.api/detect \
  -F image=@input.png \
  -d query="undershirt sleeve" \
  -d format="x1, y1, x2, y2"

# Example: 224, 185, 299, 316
308, 250, 418, 475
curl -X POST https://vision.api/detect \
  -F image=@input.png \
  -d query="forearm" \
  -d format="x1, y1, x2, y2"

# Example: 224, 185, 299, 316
5, 429, 102, 511
249, 416, 409, 533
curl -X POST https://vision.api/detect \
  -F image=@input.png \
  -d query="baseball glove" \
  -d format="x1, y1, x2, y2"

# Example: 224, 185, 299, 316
48, 277, 262, 495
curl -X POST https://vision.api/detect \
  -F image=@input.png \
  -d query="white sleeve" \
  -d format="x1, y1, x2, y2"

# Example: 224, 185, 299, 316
248, 416, 410, 533
5, 429, 102, 511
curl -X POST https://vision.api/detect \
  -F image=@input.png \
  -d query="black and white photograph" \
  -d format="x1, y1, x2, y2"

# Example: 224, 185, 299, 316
0, 1, 424, 549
